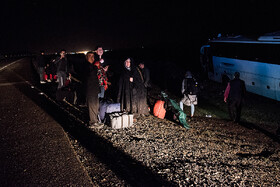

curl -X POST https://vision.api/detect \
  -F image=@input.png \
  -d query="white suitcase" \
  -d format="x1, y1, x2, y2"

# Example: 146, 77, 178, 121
109, 112, 134, 129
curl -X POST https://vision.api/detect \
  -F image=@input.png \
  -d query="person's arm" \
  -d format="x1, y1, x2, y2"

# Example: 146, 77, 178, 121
144, 68, 150, 87
181, 79, 185, 94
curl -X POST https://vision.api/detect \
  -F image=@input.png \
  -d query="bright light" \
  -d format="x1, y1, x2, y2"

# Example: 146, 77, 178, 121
76, 50, 89, 55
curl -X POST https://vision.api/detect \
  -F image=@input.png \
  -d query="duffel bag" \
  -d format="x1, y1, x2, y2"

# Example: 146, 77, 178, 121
153, 100, 166, 119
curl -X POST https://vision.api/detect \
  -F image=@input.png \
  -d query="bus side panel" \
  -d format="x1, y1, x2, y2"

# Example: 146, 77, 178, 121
275, 79, 280, 101
245, 73, 277, 100
212, 56, 280, 101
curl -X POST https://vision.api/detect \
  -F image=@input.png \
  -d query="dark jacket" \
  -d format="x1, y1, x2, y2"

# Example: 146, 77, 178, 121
134, 67, 149, 114
85, 60, 100, 96
117, 63, 135, 113
37, 54, 46, 68
228, 78, 246, 101
54, 56, 69, 73
140, 67, 151, 88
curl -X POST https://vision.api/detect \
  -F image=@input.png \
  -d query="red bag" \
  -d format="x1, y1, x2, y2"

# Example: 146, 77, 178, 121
153, 100, 166, 119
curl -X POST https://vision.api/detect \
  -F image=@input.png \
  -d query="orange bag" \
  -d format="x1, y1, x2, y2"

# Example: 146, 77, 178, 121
153, 100, 166, 119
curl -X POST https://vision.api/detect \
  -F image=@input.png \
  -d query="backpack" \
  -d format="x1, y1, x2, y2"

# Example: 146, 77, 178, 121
153, 100, 166, 119
184, 78, 198, 95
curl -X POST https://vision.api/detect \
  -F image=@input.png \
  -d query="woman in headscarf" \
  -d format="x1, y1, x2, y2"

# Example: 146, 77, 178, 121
117, 58, 135, 113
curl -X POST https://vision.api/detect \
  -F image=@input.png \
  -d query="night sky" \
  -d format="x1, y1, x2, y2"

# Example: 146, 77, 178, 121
1, 0, 280, 53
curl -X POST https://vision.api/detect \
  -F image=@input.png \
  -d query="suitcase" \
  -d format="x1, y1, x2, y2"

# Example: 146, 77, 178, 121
153, 100, 166, 119
107, 112, 134, 129
99, 100, 110, 121
106, 103, 121, 113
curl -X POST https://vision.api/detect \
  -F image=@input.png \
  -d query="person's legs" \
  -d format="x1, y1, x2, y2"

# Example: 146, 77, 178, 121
87, 94, 99, 124
38, 67, 45, 82
57, 71, 66, 89
190, 104, 195, 117
235, 100, 242, 122
180, 101, 184, 111
98, 86, 105, 98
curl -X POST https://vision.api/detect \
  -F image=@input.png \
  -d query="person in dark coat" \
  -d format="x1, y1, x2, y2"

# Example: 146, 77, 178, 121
224, 72, 246, 123
134, 63, 149, 115
37, 50, 46, 84
85, 51, 101, 126
117, 58, 135, 113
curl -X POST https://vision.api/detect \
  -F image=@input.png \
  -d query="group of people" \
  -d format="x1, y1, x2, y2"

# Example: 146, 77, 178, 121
179, 70, 246, 123
36, 47, 151, 127
85, 52, 151, 127
37, 49, 71, 87
37, 48, 246, 127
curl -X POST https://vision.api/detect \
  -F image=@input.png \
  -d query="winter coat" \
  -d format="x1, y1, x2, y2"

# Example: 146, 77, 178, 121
85, 60, 100, 97
140, 67, 151, 88
224, 78, 246, 102
54, 57, 69, 73
117, 64, 135, 113
133, 67, 149, 114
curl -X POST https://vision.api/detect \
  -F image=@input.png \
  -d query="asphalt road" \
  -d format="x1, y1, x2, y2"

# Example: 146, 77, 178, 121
0, 58, 93, 186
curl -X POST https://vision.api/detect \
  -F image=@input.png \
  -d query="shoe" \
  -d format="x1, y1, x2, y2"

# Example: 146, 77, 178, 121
79, 104, 87, 108
89, 122, 104, 129
40, 81, 46, 84
46, 79, 51, 82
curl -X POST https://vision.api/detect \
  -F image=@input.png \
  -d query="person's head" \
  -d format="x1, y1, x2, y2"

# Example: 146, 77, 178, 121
60, 49, 66, 58
139, 62, 145, 69
185, 71, 192, 78
86, 51, 95, 63
124, 58, 132, 69
95, 46, 103, 57
234, 72, 240, 79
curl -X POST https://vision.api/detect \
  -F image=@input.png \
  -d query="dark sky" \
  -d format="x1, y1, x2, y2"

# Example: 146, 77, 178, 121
1, 0, 280, 53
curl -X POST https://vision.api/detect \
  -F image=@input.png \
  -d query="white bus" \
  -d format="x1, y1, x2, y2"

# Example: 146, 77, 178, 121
200, 32, 280, 101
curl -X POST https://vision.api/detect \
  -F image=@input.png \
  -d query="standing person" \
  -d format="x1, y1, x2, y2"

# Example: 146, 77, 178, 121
138, 62, 151, 88
85, 51, 102, 126
54, 49, 71, 89
117, 58, 135, 113
134, 62, 150, 115
94, 46, 109, 98
179, 71, 198, 118
94, 57, 108, 99
37, 50, 46, 84
224, 72, 246, 123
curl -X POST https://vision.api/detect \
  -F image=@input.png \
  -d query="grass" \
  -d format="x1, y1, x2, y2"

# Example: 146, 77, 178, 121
181, 81, 280, 130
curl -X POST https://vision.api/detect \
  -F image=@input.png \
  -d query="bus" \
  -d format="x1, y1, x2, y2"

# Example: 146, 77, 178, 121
200, 32, 280, 101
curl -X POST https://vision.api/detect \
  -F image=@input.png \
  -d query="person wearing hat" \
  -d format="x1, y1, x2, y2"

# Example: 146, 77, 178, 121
224, 72, 246, 123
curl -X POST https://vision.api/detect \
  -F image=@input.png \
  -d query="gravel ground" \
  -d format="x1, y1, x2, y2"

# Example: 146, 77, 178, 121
70, 115, 279, 186
67, 82, 280, 186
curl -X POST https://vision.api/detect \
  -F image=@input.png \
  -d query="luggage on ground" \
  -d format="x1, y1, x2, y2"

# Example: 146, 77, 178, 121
99, 100, 121, 122
153, 100, 166, 119
106, 103, 121, 114
106, 112, 133, 129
